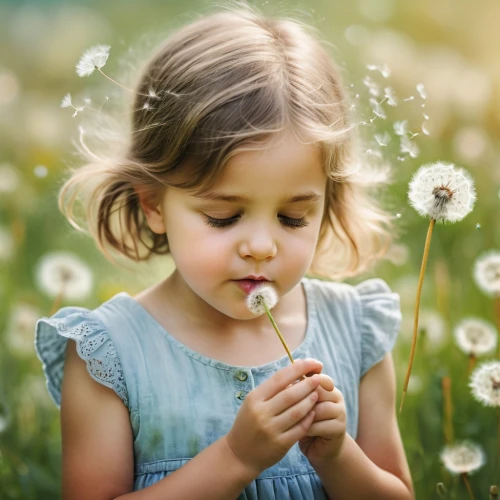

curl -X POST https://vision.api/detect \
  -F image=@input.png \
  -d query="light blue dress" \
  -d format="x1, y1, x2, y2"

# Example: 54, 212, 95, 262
35, 276, 401, 499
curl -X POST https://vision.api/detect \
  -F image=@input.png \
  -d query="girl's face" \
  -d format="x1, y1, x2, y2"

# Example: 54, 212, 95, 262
152, 133, 327, 320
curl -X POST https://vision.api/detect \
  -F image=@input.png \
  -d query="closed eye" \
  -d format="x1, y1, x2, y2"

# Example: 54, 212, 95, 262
203, 215, 309, 229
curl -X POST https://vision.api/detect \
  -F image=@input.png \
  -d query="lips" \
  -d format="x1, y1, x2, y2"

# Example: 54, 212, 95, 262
235, 277, 270, 295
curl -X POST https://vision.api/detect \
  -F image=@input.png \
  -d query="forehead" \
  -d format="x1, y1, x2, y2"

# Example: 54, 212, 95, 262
209, 134, 325, 195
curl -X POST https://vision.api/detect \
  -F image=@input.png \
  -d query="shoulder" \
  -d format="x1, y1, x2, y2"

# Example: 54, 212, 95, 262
34, 297, 130, 409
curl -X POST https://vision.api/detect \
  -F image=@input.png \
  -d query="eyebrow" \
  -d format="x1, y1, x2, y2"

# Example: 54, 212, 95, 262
194, 191, 322, 204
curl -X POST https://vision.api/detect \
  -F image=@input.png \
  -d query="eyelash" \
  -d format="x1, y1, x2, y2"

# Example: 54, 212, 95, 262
204, 215, 309, 229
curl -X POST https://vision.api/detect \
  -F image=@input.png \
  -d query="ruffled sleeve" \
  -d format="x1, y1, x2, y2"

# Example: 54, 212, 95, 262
34, 306, 128, 409
355, 278, 402, 377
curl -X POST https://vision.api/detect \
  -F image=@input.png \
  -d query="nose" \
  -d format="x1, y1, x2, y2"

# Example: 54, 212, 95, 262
238, 227, 277, 261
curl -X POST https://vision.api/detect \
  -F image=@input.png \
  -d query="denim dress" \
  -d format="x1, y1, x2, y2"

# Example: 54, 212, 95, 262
35, 277, 401, 499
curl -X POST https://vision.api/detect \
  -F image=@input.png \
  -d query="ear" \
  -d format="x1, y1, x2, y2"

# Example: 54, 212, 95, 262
135, 188, 166, 235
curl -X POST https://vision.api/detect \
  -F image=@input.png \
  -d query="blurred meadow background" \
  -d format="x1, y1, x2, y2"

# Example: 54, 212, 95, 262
1, 0, 500, 498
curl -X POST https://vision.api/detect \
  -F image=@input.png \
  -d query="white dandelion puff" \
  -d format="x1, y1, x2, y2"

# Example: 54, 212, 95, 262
374, 132, 391, 147
454, 318, 497, 356
473, 250, 500, 297
416, 83, 428, 99
440, 441, 485, 475
246, 285, 278, 316
76, 44, 110, 77
384, 87, 398, 106
394, 120, 408, 136
400, 136, 420, 158
35, 251, 93, 301
469, 361, 500, 407
5, 303, 42, 357
408, 162, 476, 222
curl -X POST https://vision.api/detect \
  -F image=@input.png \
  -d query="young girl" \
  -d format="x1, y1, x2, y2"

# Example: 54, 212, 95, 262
35, 5, 414, 499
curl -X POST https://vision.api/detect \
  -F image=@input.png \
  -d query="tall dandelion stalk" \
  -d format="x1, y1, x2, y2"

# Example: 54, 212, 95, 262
400, 162, 476, 413
247, 285, 307, 381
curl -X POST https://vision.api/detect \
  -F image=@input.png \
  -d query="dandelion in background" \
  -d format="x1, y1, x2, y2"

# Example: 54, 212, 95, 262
35, 251, 93, 315
400, 162, 476, 413
474, 251, 500, 357
454, 318, 498, 374
440, 440, 485, 500
470, 361, 500, 473
441, 377, 453, 444
5, 303, 42, 358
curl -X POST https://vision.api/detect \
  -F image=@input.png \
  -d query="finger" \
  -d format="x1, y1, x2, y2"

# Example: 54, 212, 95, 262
310, 401, 338, 421
282, 407, 317, 444
318, 374, 334, 392
315, 386, 343, 404
275, 389, 319, 433
260, 358, 323, 401
269, 373, 321, 416
305, 419, 344, 438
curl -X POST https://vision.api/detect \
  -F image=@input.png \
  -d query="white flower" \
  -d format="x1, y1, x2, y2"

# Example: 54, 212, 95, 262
469, 361, 500, 407
0, 226, 14, 261
0, 163, 20, 193
454, 318, 497, 356
246, 285, 278, 315
5, 303, 42, 357
473, 250, 500, 296
394, 120, 408, 136
35, 251, 93, 301
440, 441, 485, 475
400, 136, 419, 158
76, 44, 110, 77
408, 162, 476, 222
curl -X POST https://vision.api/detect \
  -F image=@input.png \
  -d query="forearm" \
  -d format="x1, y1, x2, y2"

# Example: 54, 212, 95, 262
312, 435, 414, 500
115, 435, 258, 500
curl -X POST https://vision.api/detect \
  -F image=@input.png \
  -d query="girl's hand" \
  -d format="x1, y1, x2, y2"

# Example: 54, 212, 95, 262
298, 375, 347, 467
225, 358, 324, 476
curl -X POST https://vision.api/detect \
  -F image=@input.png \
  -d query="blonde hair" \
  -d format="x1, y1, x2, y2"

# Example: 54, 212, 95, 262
59, 3, 394, 280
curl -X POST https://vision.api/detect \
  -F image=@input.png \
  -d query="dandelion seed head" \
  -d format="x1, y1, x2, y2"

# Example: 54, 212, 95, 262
76, 44, 111, 77
246, 285, 278, 315
440, 441, 485, 475
35, 251, 93, 300
454, 318, 497, 356
469, 361, 500, 407
473, 250, 500, 296
408, 162, 476, 222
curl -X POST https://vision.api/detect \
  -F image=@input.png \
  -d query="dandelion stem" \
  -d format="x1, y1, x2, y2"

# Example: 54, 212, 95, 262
467, 354, 476, 376
400, 218, 436, 413
97, 68, 138, 94
461, 473, 475, 500
262, 301, 306, 381
442, 376, 453, 443
495, 295, 500, 359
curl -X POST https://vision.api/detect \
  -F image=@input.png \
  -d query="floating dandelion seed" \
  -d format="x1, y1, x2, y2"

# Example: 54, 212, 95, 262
400, 136, 420, 159
61, 92, 85, 117
383, 87, 398, 106
394, 120, 408, 136
416, 83, 428, 99
366, 149, 383, 158
454, 318, 497, 357
369, 98, 386, 119
374, 132, 391, 147
440, 441, 485, 475
404, 96, 415, 101
76, 44, 110, 77
475, 223, 481, 230
396, 213, 402, 218
423, 113, 430, 120
366, 63, 390, 78
400, 162, 476, 413
422, 123, 430, 136
363, 75, 381, 97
